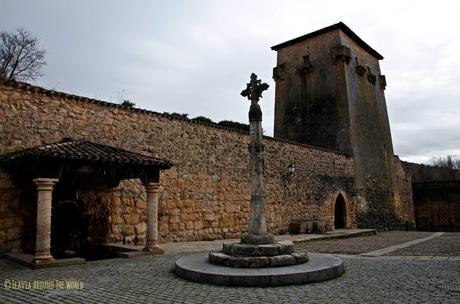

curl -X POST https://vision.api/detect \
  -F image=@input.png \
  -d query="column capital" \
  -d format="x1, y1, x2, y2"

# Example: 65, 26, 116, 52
33, 178, 59, 190
144, 182, 160, 193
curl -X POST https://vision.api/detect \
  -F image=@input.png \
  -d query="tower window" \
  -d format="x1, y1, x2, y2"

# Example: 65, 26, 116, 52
303, 55, 311, 67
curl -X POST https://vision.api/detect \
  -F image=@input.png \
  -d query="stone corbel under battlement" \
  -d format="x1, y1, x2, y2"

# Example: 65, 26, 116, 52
367, 73, 377, 85
355, 65, 366, 76
378, 75, 387, 90
331, 45, 352, 64
355, 64, 379, 86
272, 63, 286, 81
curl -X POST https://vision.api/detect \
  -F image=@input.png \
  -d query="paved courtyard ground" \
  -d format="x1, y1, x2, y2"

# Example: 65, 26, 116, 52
1, 231, 459, 304
386, 233, 460, 257
295, 231, 434, 255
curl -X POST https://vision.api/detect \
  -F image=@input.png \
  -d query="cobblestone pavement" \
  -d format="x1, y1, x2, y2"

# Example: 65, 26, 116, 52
2, 231, 460, 303
387, 233, 460, 256
295, 231, 433, 255
0, 253, 459, 304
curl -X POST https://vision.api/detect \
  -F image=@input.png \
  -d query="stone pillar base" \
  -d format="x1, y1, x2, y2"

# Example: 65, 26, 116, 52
241, 233, 274, 245
32, 255, 55, 265
143, 246, 164, 255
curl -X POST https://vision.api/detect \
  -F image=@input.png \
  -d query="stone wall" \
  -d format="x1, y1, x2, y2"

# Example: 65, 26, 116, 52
413, 181, 460, 231
0, 170, 26, 252
354, 157, 415, 230
392, 157, 415, 226
401, 162, 460, 231
0, 82, 356, 252
402, 161, 460, 182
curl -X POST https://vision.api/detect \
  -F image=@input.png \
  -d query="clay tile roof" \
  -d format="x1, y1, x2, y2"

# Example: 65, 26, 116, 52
0, 138, 173, 169
271, 22, 384, 60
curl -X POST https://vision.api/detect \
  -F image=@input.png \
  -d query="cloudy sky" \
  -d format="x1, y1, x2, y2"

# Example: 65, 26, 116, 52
2, 0, 459, 164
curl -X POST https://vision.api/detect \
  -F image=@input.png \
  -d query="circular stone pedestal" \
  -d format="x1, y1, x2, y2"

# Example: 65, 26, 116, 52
174, 252, 344, 287
209, 240, 308, 268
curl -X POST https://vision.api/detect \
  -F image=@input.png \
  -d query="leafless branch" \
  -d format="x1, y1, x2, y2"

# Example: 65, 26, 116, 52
430, 155, 460, 169
0, 28, 46, 81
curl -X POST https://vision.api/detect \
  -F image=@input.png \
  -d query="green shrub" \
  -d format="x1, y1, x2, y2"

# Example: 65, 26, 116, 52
192, 116, 214, 124
218, 120, 250, 132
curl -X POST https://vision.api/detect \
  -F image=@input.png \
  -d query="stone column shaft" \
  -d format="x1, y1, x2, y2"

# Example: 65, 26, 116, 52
240, 73, 272, 245
248, 117, 266, 235
33, 178, 58, 264
144, 182, 163, 254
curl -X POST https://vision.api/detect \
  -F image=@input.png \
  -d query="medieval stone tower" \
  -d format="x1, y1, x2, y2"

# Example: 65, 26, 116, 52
271, 22, 396, 217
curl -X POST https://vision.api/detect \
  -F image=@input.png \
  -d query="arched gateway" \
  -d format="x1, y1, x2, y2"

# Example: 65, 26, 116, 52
334, 194, 347, 229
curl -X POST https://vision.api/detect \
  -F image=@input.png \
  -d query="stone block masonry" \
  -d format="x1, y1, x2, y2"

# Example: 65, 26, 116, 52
412, 181, 460, 231
271, 23, 403, 229
0, 81, 394, 251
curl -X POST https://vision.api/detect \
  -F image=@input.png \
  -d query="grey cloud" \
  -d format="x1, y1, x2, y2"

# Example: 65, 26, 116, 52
1, 0, 459, 163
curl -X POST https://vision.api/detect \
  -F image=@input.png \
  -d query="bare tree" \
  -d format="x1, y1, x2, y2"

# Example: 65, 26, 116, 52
455, 158, 460, 169
0, 28, 46, 81
430, 155, 460, 169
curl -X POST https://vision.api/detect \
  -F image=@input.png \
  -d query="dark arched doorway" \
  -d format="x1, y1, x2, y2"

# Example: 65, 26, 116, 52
334, 194, 346, 229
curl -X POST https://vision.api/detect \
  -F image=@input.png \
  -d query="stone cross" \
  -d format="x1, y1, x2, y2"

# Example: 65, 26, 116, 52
240, 73, 272, 244
241, 73, 269, 104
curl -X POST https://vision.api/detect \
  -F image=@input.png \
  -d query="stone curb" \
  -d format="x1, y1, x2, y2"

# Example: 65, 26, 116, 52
292, 229, 377, 244
175, 252, 345, 287
329, 254, 460, 261
358, 232, 444, 257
